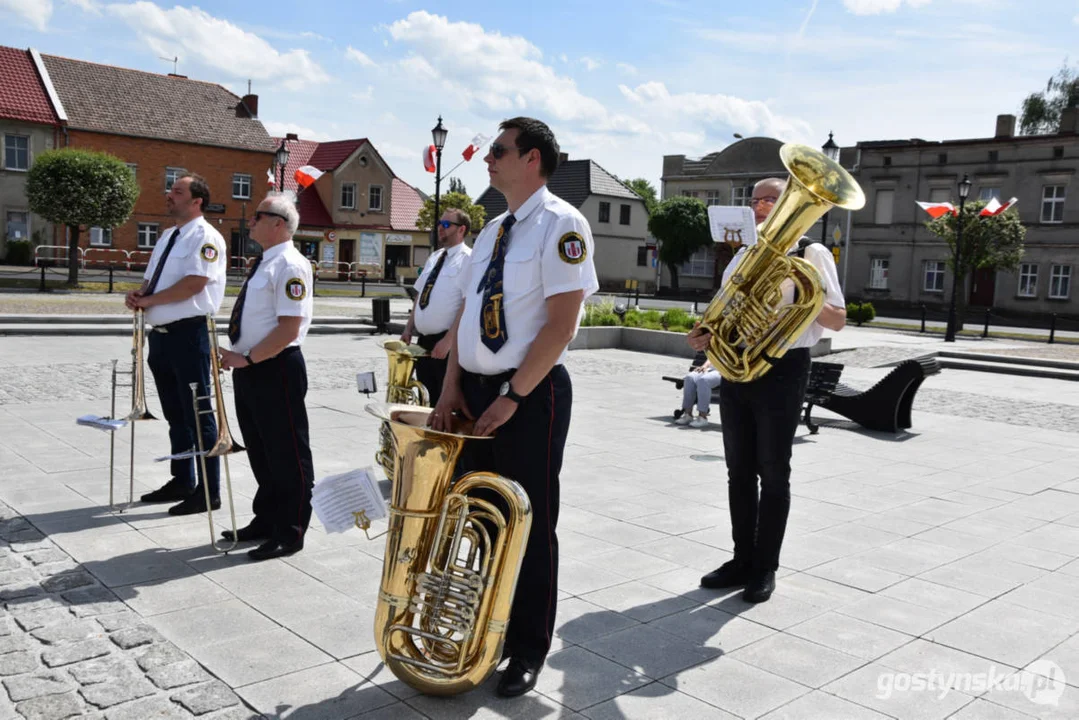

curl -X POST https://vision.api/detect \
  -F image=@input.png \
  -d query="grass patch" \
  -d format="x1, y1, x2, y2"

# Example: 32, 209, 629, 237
866, 319, 1078, 345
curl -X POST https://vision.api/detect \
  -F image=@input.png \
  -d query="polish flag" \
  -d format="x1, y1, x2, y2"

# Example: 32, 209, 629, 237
294, 165, 324, 189
462, 133, 491, 161
980, 196, 1018, 216
266, 168, 275, 187
423, 145, 436, 173
916, 201, 956, 219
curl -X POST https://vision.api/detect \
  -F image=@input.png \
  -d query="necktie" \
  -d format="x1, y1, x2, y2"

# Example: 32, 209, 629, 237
478, 214, 516, 353
144, 228, 180, 295
417, 249, 447, 310
228, 255, 263, 345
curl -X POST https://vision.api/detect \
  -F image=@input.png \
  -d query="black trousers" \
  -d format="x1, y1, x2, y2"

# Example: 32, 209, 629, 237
232, 347, 315, 544
457, 365, 571, 666
717, 348, 810, 572
147, 316, 219, 496
414, 330, 447, 407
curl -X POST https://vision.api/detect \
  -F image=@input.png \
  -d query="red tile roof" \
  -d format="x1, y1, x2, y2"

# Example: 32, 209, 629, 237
391, 178, 424, 231
296, 187, 333, 228
0, 46, 59, 125
308, 139, 367, 172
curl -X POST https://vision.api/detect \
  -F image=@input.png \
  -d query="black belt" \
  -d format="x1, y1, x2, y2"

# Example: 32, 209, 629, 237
463, 368, 516, 388
236, 345, 300, 370
416, 330, 448, 353
150, 315, 206, 333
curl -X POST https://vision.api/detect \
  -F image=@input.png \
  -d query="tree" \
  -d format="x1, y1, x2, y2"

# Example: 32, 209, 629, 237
1019, 62, 1079, 135
26, 148, 139, 285
447, 177, 467, 196
624, 178, 658, 215
648, 196, 711, 292
416, 191, 486, 233
925, 200, 1026, 328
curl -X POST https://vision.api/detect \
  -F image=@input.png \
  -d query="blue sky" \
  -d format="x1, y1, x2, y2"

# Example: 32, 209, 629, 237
2, 0, 1077, 200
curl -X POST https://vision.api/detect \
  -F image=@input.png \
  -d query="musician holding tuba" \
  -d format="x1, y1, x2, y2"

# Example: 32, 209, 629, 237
689, 177, 848, 603
431, 117, 598, 698
218, 193, 315, 562
400, 208, 473, 405
125, 173, 227, 516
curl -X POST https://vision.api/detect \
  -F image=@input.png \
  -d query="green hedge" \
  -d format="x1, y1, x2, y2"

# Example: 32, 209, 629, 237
581, 301, 699, 333
4, 240, 32, 266
847, 301, 876, 326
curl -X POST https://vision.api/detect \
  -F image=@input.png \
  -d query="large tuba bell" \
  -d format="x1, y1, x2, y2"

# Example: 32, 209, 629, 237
700, 144, 865, 382
365, 403, 532, 695
375, 340, 429, 478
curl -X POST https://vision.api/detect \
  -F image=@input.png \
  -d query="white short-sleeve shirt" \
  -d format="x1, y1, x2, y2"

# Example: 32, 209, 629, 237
142, 216, 227, 326
229, 241, 314, 354
457, 186, 600, 375
412, 242, 471, 335
720, 241, 844, 350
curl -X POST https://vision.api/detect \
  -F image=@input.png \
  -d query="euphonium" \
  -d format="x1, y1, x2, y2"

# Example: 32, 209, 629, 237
365, 403, 532, 696
125, 309, 155, 421
375, 340, 429, 477
700, 144, 866, 382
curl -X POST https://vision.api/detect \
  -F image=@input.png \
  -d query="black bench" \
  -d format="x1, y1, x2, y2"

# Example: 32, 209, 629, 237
817, 356, 940, 433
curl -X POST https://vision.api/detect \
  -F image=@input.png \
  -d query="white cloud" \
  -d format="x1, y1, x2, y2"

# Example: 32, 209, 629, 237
345, 45, 376, 68
616, 62, 638, 76
65, 0, 101, 13
261, 120, 333, 142
377, 140, 420, 161
386, 11, 649, 135
105, 2, 329, 90
352, 85, 374, 101
0, 0, 52, 30
580, 56, 601, 71
843, 0, 931, 15
559, 53, 568, 63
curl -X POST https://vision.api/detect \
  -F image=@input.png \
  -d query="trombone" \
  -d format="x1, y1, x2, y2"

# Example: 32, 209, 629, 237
108, 309, 156, 512
190, 315, 243, 553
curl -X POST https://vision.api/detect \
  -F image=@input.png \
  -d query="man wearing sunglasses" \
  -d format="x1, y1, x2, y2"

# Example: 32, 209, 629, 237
218, 194, 315, 561
400, 208, 472, 405
430, 117, 599, 697
125, 173, 227, 516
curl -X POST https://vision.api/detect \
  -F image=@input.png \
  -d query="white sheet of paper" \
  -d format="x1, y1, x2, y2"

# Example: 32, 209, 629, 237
356, 371, 377, 395
153, 449, 202, 462
76, 415, 128, 432
312, 467, 388, 534
708, 206, 757, 247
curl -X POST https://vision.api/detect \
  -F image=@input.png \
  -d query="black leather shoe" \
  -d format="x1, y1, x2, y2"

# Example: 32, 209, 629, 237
743, 570, 776, 603
700, 559, 751, 589
497, 658, 540, 697
141, 478, 195, 503
222, 523, 271, 543
247, 538, 304, 562
167, 496, 221, 516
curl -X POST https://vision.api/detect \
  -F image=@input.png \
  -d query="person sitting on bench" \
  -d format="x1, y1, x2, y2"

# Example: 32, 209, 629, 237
675, 358, 722, 428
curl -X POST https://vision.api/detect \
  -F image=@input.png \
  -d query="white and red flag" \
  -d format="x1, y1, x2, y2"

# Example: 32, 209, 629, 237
462, 133, 491, 161
980, 196, 1018, 216
916, 201, 957, 219
423, 145, 436, 173
294, 165, 324, 189
266, 168, 275, 187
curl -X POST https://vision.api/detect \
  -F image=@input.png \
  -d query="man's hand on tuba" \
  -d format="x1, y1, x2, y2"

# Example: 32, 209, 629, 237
686, 322, 711, 352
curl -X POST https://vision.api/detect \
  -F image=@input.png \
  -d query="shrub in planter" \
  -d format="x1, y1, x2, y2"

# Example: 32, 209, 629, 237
847, 301, 876, 326
5, 239, 32, 266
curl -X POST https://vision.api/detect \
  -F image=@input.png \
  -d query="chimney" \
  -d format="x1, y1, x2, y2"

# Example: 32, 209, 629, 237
995, 114, 1015, 138
237, 94, 259, 119
167, 73, 187, 79
1059, 107, 1079, 135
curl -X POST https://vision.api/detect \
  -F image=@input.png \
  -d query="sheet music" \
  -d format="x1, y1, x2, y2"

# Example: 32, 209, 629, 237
312, 467, 388, 534
153, 449, 202, 462
708, 206, 757, 247
356, 371, 377, 395
76, 415, 128, 432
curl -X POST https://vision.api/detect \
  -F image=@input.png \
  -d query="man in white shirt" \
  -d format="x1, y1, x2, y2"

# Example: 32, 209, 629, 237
430, 117, 599, 697
689, 177, 846, 604
400, 208, 472, 405
125, 173, 227, 516
219, 192, 315, 562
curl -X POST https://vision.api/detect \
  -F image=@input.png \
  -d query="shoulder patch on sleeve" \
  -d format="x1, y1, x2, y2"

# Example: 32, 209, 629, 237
557, 232, 587, 265
200, 243, 220, 262
284, 277, 307, 301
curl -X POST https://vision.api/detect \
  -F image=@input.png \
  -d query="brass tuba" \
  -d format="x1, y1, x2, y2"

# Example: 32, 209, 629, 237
125, 309, 156, 421
700, 144, 865, 382
375, 340, 429, 478
365, 403, 532, 695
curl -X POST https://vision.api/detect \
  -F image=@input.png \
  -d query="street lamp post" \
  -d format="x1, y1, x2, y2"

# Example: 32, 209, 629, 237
431, 116, 448, 250
820, 132, 840, 247
944, 173, 973, 342
275, 138, 290, 193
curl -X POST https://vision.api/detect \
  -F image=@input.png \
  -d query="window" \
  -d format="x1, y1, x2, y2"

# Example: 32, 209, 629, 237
924, 260, 946, 292
1041, 185, 1065, 223
341, 183, 356, 209
1053, 146, 1064, 160
5, 211, 28, 241
929, 188, 951, 203
730, 186, 750, 206
680, 245, 715, 278
232, 173, 251, 199
369, 184, 383, 212
1017, 263, 1038, 297
869, 258, 889, 289
705, 190, 721, 206
979, 187, 1001, 202
883, 156, 892, 167
874, 189, 895, 225
938, 153, 948, 164
1050, 265, 1072, 299
137, 223, 159, 249
89, 227, 112, 247
637, 246, 649, 267
598, 201, 610, 223
988, 150, 999, 163
3, 135, 29, 170
619, 204, 631, 225
680, 190, 699, 199
165, 167, 183, 191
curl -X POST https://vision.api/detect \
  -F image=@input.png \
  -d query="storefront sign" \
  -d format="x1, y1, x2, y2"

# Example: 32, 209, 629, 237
384, 233, 412, 245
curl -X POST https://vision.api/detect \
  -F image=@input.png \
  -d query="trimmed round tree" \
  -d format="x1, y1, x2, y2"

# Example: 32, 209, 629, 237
648, 196, 711, 293
26, 148, 139, 286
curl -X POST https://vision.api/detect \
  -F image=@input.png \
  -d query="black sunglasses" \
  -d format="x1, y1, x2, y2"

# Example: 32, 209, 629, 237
489, 142, 526, 160
437, 220, 462, 229
254, 210, 288, 222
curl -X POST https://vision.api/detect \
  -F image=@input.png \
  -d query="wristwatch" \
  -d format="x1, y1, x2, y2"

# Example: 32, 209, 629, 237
499, 381, 524, 404
243, 351, 254, 366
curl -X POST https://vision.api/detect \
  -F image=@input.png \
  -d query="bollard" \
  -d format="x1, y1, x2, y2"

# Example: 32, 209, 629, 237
1049, 313, 1057, 344
920, 304, 927, 333
635, 284, 640, 307
693, 300, 699, 315
982, 308, 990, 338
108, 266, 114, 294
39, 265, 46, 292
361, 274, 366, 298
312, 273, 318, 297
